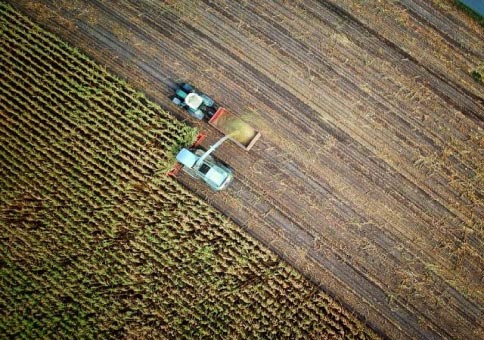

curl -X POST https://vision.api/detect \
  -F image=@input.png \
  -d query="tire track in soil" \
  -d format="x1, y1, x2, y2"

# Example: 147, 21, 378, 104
179, 3, 484, 330
8, 0, 483, 339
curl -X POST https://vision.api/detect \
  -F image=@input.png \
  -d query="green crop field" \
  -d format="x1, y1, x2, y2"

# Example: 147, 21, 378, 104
0, 3, 379, 339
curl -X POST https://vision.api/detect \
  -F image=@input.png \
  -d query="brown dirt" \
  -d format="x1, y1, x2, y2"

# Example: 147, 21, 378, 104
7, 0, 483, 339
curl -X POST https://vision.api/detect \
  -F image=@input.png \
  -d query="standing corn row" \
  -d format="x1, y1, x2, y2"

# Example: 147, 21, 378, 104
0, 2, 379, 339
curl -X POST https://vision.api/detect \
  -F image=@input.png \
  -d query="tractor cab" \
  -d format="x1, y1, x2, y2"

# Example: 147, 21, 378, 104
170, 83, 217, 120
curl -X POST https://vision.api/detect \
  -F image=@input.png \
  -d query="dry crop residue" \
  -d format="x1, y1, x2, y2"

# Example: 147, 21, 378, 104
0, 3, 378, 339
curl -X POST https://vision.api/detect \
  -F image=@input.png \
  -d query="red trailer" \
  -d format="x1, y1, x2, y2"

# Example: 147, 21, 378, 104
209, 107, 261, 151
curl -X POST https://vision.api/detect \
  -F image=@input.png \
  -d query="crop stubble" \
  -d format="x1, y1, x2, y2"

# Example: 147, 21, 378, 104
0, 3, 378, 339
4, 0, 484, 339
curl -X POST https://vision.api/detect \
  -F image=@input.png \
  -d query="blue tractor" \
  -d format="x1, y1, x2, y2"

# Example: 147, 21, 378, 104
170, 82, 217, 120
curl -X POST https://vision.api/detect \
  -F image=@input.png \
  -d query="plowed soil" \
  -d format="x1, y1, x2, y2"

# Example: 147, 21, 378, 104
0, 3, 378, 339
6, 1, 483, 339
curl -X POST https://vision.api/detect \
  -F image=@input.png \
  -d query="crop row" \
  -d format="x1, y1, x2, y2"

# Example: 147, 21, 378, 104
0, 2, 378, 339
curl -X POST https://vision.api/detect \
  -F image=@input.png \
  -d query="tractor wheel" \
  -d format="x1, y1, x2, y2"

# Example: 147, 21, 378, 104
181, 83, 193, 92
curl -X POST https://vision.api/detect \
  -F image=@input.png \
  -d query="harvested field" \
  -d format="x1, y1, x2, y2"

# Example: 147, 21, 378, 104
4, 0, 484, 339
0, 3, 378, 339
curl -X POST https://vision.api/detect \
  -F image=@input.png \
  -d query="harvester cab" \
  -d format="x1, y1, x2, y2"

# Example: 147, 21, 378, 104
175, 135, 233, 191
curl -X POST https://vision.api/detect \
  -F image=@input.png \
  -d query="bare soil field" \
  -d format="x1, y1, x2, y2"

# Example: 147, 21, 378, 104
0, 3, 377, 338
6, 0, 483, 339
